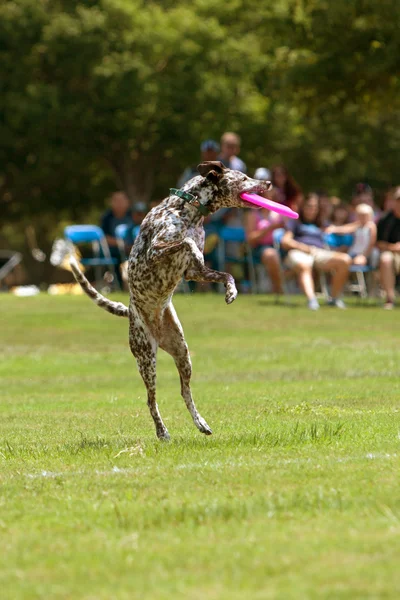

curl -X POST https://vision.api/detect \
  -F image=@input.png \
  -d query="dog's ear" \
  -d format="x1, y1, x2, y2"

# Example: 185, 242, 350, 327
197, 161, 226, 178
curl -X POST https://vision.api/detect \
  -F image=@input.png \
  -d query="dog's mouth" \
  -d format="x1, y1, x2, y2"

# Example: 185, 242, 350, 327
241, 187, 267, 197
237, 186, 267, 208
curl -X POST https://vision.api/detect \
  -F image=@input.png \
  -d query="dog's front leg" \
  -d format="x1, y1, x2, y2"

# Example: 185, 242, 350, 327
183, 239, 238, 304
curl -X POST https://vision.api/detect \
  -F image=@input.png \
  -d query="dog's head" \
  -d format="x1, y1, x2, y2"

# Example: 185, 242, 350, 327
182, 161, 272, 214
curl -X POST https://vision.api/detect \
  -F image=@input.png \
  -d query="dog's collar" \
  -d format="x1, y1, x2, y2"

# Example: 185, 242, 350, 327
169, 188, 210, 216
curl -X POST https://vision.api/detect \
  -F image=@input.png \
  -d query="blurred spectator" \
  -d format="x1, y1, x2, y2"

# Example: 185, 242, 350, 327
124, 201, 148, 248
376, 187, 400, 309
100, 191, 132, 250
282, 193, 351, 310
132, 202, 147, 226
331, 203, 350, 226
254, 167, 271, 182
326, 203, 377, 266
271, 165, 303, 211
244, 168, 283, 294
218, 132, 247, 173
350, 183, 380, 222
328, 203, 352, 252
381, 188, 396, 215
317, 190, 333, 226
177, 139, 220, 187
100, 191, 132, 288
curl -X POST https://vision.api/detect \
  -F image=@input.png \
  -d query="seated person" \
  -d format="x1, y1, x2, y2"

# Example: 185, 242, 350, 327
326, 203, 377, 266
376, 188, 400, 309
244, 182, 284, 294
100, 191, 133, 287
218, 132, 247, 173
326, 203, 352, 252
317, 190, 333, 227
177, 139, 220, 187
125, 202, 148, 248
282, 193, 351, 310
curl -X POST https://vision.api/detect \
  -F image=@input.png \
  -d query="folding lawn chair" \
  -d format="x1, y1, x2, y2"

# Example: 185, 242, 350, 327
64, 225, 120, 289
115, 224, 141, 261
323, 232, 372, 300
217, 226, 256, 293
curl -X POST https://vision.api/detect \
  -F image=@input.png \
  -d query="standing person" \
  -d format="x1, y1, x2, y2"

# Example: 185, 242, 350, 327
244, 168, 284, 294
177, 139, 220, 187
282, 193, 351, 310
376, 187, 400, 309
271, 165, 303, 211
218, 132, 247, 173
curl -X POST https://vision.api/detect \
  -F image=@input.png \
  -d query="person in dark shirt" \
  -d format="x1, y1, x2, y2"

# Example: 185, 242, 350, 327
101, 192, 132, 246
376, 187, 400, 309
100, 191, 133, 288
282, 193, 351, 310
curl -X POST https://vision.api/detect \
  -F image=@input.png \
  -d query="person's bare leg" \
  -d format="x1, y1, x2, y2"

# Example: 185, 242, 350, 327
297, 265, 316, 300
379, 251, 395, 304
353, 254, 367, 266
262, 248, 283, 294
321, 254, 351, 299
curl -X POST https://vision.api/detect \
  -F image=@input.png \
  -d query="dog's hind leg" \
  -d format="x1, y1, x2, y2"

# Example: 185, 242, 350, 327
160, 303, 212, 436
128, 308, 170, 440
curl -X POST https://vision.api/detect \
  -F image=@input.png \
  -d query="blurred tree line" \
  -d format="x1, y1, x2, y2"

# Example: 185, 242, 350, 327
2, 0, 400, 248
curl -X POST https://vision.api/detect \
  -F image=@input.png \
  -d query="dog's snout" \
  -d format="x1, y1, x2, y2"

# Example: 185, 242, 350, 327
265, 181, 272, 191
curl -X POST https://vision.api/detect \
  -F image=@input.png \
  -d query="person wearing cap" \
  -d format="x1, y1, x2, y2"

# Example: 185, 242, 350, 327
244, 168, 284, 295
177, 140, 220, 187
218, 132, 247, 173
376, 187, 400, 309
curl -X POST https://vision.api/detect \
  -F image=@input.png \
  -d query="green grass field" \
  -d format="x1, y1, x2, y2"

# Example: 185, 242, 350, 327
1, 293, 400, 599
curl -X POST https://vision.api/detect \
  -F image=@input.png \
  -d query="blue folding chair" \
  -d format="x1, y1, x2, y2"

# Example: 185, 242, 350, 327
64, 225, 119, 288
217, 226, 256, 292
323, 232, 372, 299
115, 224, 141, 260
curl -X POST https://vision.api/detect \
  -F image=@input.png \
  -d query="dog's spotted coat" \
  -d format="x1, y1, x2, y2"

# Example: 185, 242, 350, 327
71, 162, 270, 439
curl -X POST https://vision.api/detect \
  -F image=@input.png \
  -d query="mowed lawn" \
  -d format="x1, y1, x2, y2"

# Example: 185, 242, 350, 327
1, 293, 400, 600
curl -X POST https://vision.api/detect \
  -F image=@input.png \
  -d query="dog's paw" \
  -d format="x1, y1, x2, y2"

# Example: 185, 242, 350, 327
156, 429, 171, 442
195, 416, 213, 435
225, 285, 238, 305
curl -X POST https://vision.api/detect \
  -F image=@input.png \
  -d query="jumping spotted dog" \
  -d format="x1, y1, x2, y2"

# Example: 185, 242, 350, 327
70, 161, 271, 440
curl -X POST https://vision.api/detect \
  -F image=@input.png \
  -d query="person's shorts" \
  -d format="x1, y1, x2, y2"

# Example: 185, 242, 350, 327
285, 248, 335, 269
349, 248, 380, 268
381, 251, 400, 275
252, 244, 274, 262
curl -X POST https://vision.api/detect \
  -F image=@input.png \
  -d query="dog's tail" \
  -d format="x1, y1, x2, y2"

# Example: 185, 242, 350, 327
69, 255, 129, 318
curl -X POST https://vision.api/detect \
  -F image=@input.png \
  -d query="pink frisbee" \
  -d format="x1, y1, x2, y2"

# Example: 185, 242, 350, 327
240, 192, 299, 219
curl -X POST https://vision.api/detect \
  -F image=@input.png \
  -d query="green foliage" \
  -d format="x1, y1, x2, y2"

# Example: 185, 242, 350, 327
1, 0, 400, 244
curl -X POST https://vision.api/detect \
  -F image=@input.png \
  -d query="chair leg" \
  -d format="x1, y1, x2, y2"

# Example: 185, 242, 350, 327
356, 271, 368, 300
246, 246, 257, 294
319, 272, 329, 300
